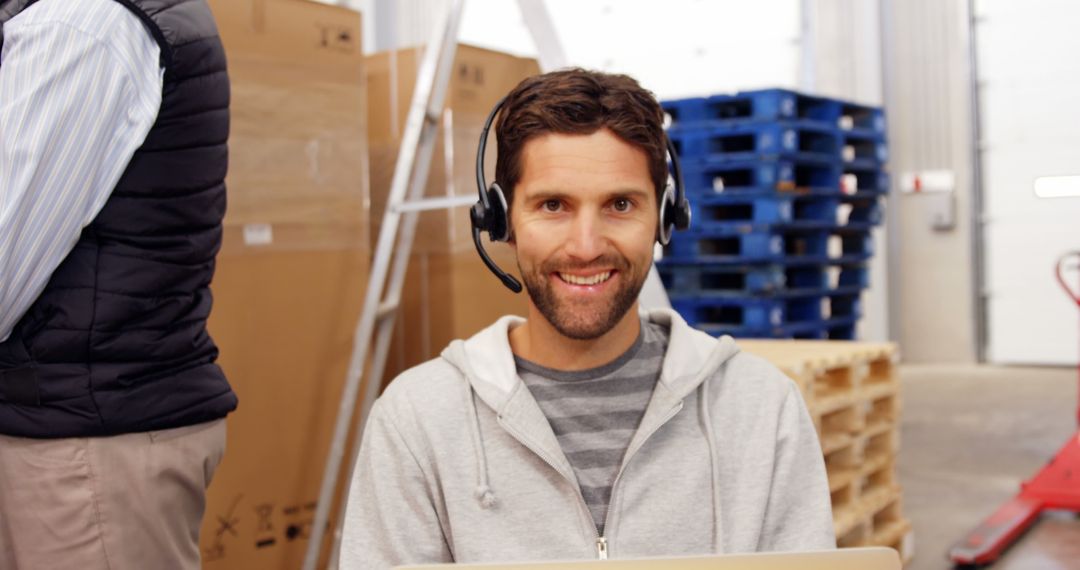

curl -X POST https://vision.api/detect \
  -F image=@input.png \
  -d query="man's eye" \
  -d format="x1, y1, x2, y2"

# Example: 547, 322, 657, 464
613, 198, 632, 212
543, 199, 562, 212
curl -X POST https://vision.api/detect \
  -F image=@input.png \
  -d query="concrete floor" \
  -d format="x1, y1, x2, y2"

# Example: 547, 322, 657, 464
899, 364, 1080, 570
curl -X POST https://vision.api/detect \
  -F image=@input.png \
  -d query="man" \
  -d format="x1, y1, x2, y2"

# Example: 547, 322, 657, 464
341, 69, 833, 568
0, 0, 236, 568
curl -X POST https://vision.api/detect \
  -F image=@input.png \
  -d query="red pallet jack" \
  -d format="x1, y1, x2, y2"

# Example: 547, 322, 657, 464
949, 251, 1080, 567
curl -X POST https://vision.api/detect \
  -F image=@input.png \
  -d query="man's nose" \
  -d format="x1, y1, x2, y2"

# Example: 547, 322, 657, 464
564, 210, 606, 261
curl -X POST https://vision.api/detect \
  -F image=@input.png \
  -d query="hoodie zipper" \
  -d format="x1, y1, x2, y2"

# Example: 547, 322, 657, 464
495, 387, 687, 560
595, 401, 684, 560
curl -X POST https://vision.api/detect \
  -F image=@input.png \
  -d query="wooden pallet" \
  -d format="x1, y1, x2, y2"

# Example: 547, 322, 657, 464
837, 490, 914, 564
831, 443, 900, 537
742, 339, 910, 565
836, 486, 904, 543
740, 339, 897, 410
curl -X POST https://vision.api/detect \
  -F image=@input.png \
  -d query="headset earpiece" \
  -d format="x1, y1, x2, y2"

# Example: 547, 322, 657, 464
658, 136, 691, 245
678, 198, 692, 231
658, 182, 677, 245
486, 183, 510, 242
469, 183, 510, 242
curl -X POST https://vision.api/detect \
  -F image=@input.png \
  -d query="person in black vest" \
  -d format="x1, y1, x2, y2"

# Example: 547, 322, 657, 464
0, 0, 237, 567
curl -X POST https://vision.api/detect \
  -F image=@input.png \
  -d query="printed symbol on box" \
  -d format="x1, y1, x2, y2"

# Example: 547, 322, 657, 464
283, 503, 313, 541
205, 494, 241, 562
255, 503, 274, 533
286, 521, 311, 541
204, 540, 226, 562
215, 495, 242, 539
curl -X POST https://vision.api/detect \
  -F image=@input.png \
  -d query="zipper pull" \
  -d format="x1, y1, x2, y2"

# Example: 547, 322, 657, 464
596, 536, 608, 560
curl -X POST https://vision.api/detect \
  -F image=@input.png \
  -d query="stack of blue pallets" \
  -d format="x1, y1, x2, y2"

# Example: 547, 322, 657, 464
659, 88, 888, 340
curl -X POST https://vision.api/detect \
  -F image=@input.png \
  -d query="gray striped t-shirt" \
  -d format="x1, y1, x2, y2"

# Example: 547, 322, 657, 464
516, 319, 670, 536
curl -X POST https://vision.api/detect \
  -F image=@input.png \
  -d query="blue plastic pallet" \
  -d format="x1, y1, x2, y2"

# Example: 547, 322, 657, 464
693, 316, 859, 340
659, 262, 872, 298
841, 197, 884, 226
668, 282, 866, 302
841, 166, 889, 194
853, 201, 885, 225
752, 256, 875, 268
659, 263, 786, 295
684, 220, 881, 234
831, 293, 862, 318
689, 194, 840, 228
663, 89, 841, 129
665, 229, 785, 261
840, 190, 890, 201
836, 264, 872, 289
839, 101, 887, 135
835, 230, 876, 258
673, 293, 862, 334
668, 122, 840, 162
659, 264, 830, 295
764, 316, 859, 340
663, 227, 876, 264
662, 186, 883, 201
827, 322, 857, 340
842, 131, 888, 164
671, 295, 828, 330
681, 156, 842, 195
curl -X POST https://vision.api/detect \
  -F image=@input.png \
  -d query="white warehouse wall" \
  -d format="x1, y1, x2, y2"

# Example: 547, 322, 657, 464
976, 0, 1080, 365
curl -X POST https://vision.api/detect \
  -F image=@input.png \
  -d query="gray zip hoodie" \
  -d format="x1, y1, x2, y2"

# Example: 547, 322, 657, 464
340, 309, 835, 569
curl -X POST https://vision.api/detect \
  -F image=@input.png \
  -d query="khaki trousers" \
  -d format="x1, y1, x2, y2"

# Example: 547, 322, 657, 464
0, 419, 226, 570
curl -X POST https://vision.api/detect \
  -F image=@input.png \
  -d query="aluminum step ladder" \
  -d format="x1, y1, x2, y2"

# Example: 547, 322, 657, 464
301, 2, 569, 568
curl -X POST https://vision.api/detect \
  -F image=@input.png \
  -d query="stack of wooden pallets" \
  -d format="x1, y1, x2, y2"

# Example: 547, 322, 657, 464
740, 339, 913, 564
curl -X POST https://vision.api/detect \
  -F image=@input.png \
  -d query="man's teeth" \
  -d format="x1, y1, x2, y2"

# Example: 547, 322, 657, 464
559, 271, 612, 285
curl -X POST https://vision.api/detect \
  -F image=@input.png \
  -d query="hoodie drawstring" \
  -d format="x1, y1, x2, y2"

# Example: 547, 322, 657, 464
465, 383, 497, 509
699, 377, 724, 552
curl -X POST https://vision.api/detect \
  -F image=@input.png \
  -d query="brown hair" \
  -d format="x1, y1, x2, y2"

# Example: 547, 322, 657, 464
494, 68, 667, 207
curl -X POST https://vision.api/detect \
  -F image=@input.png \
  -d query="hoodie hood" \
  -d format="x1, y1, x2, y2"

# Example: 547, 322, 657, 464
440, 308, 740, 414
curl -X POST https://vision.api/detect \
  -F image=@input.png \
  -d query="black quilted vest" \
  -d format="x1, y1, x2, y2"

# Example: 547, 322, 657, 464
0, 0, 237, 438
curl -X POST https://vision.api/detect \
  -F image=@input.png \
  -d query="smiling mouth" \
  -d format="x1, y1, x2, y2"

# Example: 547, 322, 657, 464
557, 271, 613, 286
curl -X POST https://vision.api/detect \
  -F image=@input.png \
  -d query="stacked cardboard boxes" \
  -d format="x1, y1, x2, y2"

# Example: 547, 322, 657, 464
365, 45, 540, 386
201, 1, 369, 568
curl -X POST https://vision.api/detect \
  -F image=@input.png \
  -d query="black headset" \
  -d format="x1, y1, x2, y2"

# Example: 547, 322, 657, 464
470, 97, 691, 294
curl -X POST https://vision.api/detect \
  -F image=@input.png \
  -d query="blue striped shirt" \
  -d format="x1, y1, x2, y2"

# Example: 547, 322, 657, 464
0, 0, 162, 342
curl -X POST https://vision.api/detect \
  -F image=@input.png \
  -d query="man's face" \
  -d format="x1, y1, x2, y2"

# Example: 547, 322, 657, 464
510, 128, 658, 340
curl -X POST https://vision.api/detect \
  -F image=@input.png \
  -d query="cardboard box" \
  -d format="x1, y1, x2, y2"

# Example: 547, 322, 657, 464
366, 45, 541, 254
202, 1, 369, 569
215, 0, 369, 255
365, 45, 539, 384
